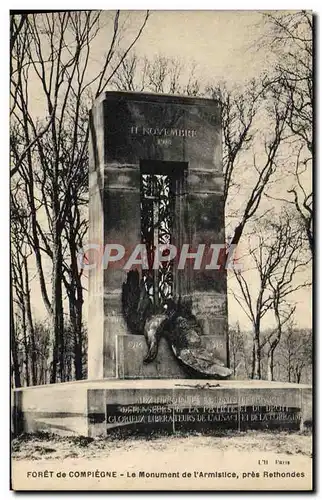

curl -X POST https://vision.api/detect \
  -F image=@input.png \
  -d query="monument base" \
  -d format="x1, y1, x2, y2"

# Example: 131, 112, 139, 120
13, 379, 312, 438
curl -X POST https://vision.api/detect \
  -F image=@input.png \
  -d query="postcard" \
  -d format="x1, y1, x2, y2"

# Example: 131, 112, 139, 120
10, 9, 313, 491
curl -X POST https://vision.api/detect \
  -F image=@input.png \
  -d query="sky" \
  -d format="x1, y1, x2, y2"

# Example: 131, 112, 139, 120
85, 10, 274, 92
131, 10, 267, 84
27, 10, 269, 120
19, 10, 312, 331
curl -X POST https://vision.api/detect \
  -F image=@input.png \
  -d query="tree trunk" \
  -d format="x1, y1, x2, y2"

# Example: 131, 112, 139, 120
74, 278, 84, 380
288, 351, 292, 382
267, 339, 278, 381
67, 225, 84, 381
296, 366, 302, 384
15, 262, 30, 385
10, 293, 21, 388
42, 356, 49, 385
51, 238, 64, 383
253, 326, 261, 379
22, 113, 53, 317
267, 349, 274, 381
23, 257, 37, 385
226, 328, 230, 369
21, 305, 29, 386
68, 294, 83, 380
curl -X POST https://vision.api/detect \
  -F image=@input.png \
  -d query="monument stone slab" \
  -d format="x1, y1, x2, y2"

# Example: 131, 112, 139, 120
13, 380, 310, 437
12, 91, 312, 439
88, 91, 227, 380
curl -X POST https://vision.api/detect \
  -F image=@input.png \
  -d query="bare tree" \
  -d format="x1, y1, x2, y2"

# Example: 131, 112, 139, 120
112, 52, 201, 96
10, 11, 149, 383
59, 115, 89, 380
218, 80, 291, 367
266, 304, 295, 381
279, 325, 312, 383
11, 186, 37, 386
228, 322, 245, 377
232, 210, 310, 379
225, 83, 290, 251
10, 278, 22, 388
263, 11, 312, 150
262, 11, 313, 256
208, 81, 262, 207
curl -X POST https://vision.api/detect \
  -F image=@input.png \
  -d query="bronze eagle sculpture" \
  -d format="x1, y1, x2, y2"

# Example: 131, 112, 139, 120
121, 270, 232, 379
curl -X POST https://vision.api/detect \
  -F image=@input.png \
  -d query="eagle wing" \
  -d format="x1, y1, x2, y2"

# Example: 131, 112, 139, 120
169, 315, 232, 379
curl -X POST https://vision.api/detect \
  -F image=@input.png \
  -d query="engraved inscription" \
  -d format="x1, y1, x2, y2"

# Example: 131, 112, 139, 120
157, 137, 172, 146
130, 126, 197, 138
128, 340, 143, 349
105, 391, 302, 433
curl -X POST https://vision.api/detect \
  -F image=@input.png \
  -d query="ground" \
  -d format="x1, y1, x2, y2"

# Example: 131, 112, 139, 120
12, 429, 312, 461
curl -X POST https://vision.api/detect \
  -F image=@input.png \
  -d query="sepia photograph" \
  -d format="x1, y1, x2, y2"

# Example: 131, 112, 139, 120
10, 8, 313, 491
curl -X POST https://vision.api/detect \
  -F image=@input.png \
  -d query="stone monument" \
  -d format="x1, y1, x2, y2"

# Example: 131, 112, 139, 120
88, 91, 229, 381
13, 91, 312, 437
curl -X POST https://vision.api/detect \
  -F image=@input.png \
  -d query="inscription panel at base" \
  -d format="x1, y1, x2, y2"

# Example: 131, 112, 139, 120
104, 388, 302, 434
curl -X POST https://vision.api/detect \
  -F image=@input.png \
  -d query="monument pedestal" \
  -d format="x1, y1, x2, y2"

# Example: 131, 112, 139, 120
13, 379, 312, 437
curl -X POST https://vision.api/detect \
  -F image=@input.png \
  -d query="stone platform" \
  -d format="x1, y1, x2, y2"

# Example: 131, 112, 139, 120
13, 379, 312, 438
